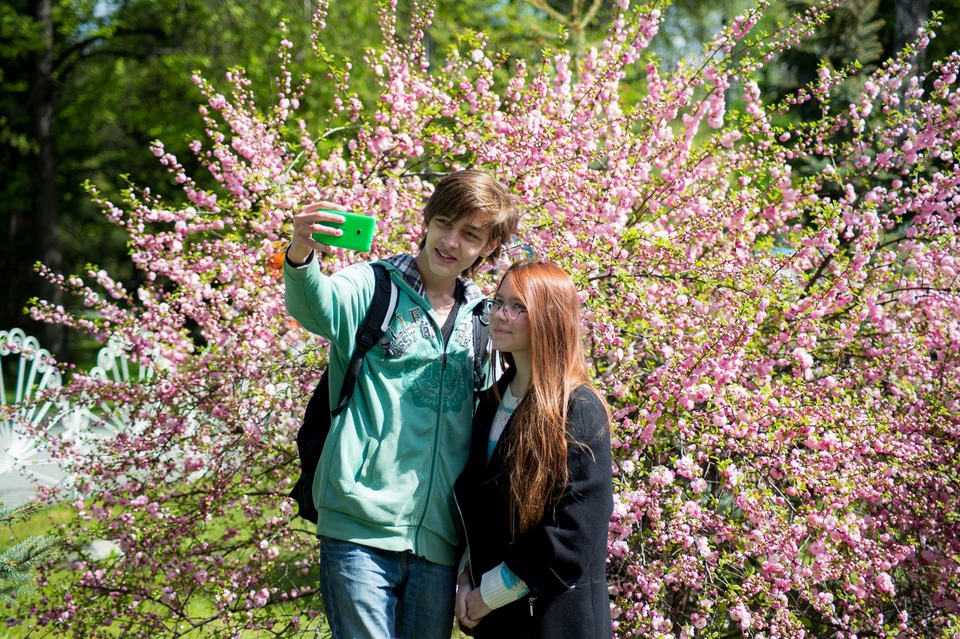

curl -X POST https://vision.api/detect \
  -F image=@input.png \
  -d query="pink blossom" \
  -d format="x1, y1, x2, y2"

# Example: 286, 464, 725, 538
20, 3, 960, 638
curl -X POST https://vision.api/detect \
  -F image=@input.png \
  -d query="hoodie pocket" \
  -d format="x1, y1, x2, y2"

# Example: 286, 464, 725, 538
334, 434, 418, 525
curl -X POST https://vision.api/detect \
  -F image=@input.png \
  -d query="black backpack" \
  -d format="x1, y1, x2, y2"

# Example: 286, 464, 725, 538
289, 263, 491, 524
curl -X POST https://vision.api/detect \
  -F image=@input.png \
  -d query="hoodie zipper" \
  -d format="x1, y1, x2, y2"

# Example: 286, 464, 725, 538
414, 338, 447, 555
411, 294, 481, 554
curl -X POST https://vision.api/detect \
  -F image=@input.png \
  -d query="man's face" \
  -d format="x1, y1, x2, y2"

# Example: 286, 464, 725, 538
419, 211, 495, 281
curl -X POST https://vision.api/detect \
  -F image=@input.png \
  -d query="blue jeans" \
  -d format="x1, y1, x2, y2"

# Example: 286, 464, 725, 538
319, 536, 456, 639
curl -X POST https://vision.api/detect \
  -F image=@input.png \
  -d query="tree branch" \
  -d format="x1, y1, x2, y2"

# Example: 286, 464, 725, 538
525, 0, 570, 25
802, 252, 834, 294
581, 0, 604, 30
53, 28, 168, 77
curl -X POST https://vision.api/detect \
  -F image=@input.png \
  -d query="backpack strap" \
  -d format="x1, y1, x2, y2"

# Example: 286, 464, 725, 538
471, 299, 494, 392
331, 263, 399, 417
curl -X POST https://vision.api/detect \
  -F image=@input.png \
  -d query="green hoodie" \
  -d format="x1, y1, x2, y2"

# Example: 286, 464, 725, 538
284, 253, 489, 566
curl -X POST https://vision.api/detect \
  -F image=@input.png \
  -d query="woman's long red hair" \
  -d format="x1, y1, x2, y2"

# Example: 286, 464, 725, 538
494, 260, 608, 534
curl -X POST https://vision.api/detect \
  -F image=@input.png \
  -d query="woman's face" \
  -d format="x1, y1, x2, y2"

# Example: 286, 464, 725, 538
490, 275, 531, 355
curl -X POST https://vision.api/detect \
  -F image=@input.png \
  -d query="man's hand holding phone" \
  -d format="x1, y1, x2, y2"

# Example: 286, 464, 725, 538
288, 202, 348, 265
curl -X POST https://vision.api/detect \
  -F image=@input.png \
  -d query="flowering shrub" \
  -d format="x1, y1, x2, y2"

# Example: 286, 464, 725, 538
15, 0, 960, 636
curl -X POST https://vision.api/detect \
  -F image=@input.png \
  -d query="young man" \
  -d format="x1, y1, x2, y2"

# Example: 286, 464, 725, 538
284, 170, 520, 639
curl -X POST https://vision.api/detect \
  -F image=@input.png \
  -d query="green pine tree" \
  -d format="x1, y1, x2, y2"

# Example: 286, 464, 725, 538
0, 501, 63, 604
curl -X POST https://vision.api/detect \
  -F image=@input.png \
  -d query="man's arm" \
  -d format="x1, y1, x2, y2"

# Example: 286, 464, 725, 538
284, 201, 374, 354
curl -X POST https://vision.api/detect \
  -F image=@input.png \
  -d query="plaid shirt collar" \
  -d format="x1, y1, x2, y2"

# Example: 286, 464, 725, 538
383, 253, 483, 303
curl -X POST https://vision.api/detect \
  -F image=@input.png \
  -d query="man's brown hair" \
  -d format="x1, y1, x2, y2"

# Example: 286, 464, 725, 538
421, 170, 521, 277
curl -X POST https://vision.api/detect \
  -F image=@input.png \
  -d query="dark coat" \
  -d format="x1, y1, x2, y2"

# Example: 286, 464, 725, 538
454, 371, 614, 639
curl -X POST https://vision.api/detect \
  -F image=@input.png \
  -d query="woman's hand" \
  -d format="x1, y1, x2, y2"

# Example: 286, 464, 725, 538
464, 588, 492, 625
287, 202, 347, 265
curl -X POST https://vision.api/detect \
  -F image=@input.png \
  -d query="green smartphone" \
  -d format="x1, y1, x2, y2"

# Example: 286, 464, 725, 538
311, 210, 377, 252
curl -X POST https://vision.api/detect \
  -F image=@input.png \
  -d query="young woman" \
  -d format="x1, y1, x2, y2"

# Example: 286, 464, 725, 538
453, 260, 613, 638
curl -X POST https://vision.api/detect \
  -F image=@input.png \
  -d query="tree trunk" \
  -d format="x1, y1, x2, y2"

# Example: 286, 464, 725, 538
28, 0, 65, 358
1, 180, 26, 338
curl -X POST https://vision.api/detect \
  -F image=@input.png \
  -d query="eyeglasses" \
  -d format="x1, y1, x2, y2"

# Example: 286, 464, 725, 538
488, 298, 528, 321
